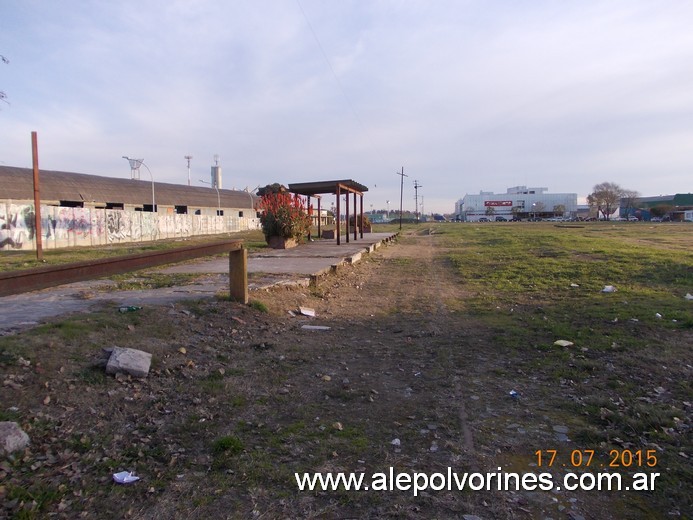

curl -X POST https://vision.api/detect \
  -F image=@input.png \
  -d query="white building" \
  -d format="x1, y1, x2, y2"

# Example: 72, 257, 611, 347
456, 186, 578, 222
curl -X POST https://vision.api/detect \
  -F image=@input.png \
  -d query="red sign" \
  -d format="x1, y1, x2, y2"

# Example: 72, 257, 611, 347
484, 200, 513, 207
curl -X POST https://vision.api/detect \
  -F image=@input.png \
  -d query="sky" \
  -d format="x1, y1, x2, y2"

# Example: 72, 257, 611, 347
1, 0, 692, 214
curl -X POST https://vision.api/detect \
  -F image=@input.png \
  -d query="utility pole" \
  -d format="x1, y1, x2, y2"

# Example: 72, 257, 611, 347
396, 167, 407, 230
31, 131, 43, 261
184, 155, 193, 186
413, 179, 422, 222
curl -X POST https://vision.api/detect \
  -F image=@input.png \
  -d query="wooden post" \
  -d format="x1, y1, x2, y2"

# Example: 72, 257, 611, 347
229, 247, 248, 304
31, 131, 43, 261
345, 187, 350, 243
317, 197, 322, 238
336, 185, 341, 245
353, 192, 358, 241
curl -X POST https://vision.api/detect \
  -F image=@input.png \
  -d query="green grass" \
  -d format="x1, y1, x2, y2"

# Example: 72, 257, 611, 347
249, 300, 269, 313
422, 221, 692, 512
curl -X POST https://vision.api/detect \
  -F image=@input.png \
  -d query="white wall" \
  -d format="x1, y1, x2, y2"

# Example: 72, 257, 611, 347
0, 202, 260, 251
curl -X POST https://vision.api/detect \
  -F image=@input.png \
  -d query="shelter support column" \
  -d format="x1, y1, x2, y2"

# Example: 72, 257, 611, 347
345, 189, 350, 243
317, 197, 322, 238
353, 192, 358, 241
336, 186, 341, 245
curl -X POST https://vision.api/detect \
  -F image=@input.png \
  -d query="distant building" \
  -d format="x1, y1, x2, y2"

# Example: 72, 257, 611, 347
456, 186, 578, 222
620, 193, 693, 221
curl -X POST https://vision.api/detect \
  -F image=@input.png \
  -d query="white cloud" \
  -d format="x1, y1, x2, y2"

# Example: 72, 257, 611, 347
1, 0, 692, 213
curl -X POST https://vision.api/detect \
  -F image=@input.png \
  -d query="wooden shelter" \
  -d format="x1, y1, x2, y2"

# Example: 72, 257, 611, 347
288, 180, 368, 245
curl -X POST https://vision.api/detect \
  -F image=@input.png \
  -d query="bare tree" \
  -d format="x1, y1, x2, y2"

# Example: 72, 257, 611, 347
1, 55, 8, 105
620, 189, 640, 218
532, 201, 545, 219
587, 182, 625, 221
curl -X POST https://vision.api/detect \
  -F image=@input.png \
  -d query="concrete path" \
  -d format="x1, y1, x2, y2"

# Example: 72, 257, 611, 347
0, 233, 397, 334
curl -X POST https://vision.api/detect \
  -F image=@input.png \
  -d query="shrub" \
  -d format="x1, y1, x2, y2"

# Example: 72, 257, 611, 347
258, 184, 311, 242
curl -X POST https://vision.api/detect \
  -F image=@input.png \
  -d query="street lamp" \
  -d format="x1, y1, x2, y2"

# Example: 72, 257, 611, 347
200, 179, 221, 216
386, 200, 390, 220
123, 156, 155, 212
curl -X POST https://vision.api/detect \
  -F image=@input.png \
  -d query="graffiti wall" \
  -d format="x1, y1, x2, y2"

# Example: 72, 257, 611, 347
0, 202, 259, 251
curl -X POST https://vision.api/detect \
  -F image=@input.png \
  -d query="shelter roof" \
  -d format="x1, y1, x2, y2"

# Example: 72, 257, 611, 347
288, 180, 368, 196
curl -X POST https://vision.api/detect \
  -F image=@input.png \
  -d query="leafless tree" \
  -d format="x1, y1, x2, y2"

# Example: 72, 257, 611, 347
1, 55, 8, 105
587, 182, 625, 221
620, 189, 640, 218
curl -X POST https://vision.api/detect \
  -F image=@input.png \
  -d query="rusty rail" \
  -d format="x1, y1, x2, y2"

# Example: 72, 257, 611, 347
0, 240, 248, 303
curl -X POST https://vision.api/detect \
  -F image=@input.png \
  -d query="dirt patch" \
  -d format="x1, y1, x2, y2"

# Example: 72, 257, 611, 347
1, 231, 689, 519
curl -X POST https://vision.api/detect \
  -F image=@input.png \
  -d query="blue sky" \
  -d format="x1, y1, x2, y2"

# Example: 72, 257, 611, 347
2, 0, 692, 213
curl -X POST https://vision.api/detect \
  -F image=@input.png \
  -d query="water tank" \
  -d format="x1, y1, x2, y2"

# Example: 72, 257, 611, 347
211, 165, 222, 189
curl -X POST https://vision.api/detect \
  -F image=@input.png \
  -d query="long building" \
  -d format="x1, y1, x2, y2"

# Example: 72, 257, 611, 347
456, 186, 578, 222
0, 166, 260, 250
0, 166, 256, 216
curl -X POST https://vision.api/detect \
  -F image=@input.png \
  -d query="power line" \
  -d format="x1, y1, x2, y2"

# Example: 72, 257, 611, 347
294, 0, 365, 130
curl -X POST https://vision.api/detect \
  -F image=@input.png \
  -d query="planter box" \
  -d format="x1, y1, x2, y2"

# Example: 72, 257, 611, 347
267, 236, 298, 249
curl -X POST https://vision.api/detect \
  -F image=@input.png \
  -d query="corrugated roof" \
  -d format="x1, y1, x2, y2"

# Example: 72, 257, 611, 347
0, 166, 255, 209
288, 180, 369, 196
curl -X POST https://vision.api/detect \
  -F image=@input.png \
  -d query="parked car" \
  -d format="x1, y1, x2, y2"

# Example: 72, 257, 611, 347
495, 216, 507, 222
478, 217, 490, 222
650, 217, 662, 222
628, 216, 639, 222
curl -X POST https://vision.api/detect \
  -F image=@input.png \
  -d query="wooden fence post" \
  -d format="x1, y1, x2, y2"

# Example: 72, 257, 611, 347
229, 247, 248, 304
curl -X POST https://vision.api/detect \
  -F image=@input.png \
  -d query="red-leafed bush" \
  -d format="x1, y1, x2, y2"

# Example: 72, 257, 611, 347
258, 184, 311, 242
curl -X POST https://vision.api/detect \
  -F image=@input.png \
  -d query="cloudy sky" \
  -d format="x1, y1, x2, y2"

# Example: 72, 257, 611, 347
1, 1, 692, 214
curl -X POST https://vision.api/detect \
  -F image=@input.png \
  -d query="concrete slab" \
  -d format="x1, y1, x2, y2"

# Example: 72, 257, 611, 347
161, 233, 396, 276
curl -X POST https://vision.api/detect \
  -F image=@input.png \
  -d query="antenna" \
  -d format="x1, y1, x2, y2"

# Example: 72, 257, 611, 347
413, 180, 423, 222
213, 154, 220, 166
184, 155, 193, 186
123, 156, 143, 180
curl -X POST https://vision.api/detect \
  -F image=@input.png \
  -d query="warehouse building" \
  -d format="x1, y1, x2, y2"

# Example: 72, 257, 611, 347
620, 193, 693, 221
455, 186, 578, 222
0, 166, 260, 250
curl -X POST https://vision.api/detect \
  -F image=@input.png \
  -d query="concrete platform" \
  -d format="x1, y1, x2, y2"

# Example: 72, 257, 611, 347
162, 232, 397, 284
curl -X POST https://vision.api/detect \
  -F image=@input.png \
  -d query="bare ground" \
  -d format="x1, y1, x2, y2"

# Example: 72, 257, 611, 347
1, 231, 690, 519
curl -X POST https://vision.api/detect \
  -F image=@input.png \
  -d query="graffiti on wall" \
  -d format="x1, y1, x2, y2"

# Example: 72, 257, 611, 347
0, 204, 35, 249
1, 202, 259, 251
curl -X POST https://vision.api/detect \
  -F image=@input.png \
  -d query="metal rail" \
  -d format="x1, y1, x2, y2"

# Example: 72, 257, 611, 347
0, 240, 248, 303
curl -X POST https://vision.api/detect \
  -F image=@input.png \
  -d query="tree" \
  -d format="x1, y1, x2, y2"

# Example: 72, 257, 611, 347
485, 206, 496, 216
620, 189, 640, 218
650, 204, 673, 218
532, 201, 545, 218
587, 182, 625, 221
1, 55, 8, 105
553, 204, 566, 217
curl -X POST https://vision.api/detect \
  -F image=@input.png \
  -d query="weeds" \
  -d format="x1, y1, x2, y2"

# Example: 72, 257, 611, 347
249, 300, 269, 313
